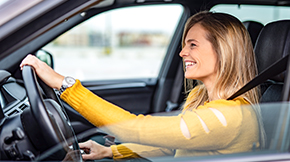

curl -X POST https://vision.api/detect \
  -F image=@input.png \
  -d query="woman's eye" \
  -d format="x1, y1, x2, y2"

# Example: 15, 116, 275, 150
190, 43, 196, 47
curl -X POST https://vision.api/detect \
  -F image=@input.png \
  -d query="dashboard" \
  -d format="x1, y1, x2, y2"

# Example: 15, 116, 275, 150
0, 78, 29, 117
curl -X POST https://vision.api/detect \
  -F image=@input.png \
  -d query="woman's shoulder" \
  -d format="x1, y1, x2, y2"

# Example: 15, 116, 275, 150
200, 97, 249, 109
193, 98, 255, 127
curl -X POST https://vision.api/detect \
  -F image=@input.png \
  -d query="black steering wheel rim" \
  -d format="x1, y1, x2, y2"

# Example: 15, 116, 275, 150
37, 71, 80, 151
22, 65, 81, 161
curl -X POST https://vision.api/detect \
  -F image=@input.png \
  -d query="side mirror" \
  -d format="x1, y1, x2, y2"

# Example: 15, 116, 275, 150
36, 49, 54, 69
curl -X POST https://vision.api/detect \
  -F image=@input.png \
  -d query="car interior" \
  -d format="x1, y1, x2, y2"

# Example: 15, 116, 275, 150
254, 20, 290, 150
255, 20, 290, 148
243, 21, 264, 47
1, 0, 290, 161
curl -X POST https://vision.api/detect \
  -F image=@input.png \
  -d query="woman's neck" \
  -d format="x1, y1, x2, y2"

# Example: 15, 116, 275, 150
201, 74, 219, 102
204, 82, 219, 102
207, 91, 219, 101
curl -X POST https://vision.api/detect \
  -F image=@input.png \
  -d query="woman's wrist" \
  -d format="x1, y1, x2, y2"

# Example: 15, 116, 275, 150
55, 75, 65, 90
104, 146, 113, 158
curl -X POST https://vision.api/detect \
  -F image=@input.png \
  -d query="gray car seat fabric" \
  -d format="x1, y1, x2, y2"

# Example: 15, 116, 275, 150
243, 21, 264, 46
255, 20, 290, 102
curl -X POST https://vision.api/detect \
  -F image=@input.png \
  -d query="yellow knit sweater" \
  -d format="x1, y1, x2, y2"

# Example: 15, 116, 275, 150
61, 80, 260, 159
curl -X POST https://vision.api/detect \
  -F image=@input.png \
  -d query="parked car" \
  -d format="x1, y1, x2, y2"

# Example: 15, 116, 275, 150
1, 0, 290, 161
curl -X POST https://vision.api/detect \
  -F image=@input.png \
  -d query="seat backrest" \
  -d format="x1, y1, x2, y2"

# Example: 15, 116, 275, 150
243, 21, 264, 46
255, 20, 290, 102
254, 20, 290, 149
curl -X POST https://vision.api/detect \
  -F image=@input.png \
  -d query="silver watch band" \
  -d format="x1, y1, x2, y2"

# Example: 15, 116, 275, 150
59, 76, 76, 95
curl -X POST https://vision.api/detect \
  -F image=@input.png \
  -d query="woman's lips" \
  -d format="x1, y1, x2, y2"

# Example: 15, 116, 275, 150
185, 61, 196, 69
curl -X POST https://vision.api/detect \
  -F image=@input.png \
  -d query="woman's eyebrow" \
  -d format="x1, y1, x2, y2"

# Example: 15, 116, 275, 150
185, 39, 198, 44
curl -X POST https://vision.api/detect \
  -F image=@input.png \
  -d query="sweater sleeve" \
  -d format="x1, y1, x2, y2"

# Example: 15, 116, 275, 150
61, 80, 259, 151
61, 80, 138, 127
111, 143, 174, 160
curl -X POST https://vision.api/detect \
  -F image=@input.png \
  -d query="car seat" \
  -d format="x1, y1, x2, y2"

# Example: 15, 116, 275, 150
243, 20, 264, 46
254, 20, 290, 149
255, 20, 290, 103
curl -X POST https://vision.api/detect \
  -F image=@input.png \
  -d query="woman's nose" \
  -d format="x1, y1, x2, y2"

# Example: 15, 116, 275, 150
179, 48, 189, 57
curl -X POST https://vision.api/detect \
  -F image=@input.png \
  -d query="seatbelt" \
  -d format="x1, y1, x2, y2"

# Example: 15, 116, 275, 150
165, 60, 184, 112
227, 54, 289, 100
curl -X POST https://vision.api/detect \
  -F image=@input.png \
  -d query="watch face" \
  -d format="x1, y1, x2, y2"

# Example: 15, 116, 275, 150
65, 76, 76, 86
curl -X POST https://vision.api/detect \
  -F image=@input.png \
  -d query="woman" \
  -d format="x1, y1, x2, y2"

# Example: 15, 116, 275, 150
20, 11, 265, 160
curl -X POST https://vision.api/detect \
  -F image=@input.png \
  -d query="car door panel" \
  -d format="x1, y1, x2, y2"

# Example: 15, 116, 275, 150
83, 78, 157, 114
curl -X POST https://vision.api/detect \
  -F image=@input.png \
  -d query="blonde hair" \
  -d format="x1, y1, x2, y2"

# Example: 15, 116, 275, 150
181, 11, 265, 148
182, 11, 259, 108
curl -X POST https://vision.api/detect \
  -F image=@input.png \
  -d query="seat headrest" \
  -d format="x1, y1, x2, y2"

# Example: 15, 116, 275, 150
255, 20, 290, 82
243, 21, 264, 46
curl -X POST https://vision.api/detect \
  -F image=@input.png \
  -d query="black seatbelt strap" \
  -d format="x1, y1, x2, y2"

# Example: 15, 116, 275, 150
166, 60, 184, 112
227, 54, 289, 100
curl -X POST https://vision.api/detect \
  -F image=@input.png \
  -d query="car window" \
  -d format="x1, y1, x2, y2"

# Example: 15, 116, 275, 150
42, 4, 183, 81
211, 4, 290, 25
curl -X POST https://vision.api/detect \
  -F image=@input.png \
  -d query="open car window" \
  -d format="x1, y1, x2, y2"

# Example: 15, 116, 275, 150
42, 4, 183, 81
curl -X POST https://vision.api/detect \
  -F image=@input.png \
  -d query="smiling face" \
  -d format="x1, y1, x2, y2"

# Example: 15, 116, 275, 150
179, 23, 218, 87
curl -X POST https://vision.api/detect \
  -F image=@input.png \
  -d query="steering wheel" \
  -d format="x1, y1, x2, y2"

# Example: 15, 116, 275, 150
22, 65, 82, 161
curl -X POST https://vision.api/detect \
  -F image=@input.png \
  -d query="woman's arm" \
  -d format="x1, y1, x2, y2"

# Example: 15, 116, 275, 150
112, 143, 175, 159
79, 140, 174, 160
61, 81, 258, 151
79, 140, 112, 160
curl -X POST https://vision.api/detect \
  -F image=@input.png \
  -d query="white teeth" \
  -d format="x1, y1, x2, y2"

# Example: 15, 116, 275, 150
185, 62, 194, 67
185, 62, 193, 66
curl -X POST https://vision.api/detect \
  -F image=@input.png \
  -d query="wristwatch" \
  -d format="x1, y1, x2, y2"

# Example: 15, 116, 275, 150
59, 76, 76, 95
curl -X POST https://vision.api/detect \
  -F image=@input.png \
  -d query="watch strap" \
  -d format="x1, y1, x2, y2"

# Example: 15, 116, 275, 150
59, 85, 68, 95
58, 76, 76, 95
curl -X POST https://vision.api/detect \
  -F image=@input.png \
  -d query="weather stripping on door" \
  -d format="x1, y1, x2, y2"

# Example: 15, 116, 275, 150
87, 82, 146, 91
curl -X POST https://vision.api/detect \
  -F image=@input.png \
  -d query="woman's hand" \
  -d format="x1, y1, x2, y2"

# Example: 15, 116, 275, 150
79, 140, 113, 160
20, 54, 64, 90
